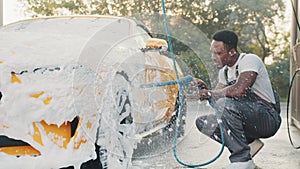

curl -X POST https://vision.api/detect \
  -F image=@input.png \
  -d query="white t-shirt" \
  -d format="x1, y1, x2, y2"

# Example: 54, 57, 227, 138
218, 53, 276, 104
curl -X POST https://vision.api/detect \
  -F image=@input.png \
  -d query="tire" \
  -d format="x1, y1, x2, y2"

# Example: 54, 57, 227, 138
115, 71, 133, 129
77, 71, 136, 169
96, 70, 135, 169
59, 144, 103, 169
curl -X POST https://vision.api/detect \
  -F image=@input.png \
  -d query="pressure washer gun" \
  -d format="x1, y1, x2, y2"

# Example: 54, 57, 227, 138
196, 84, 224, 130
197, 85, 218, 114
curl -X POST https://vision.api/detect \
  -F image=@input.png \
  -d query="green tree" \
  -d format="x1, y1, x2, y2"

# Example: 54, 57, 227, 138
267, 31, 291, 100
20, 0, 289, 90
20, 0, 286, 60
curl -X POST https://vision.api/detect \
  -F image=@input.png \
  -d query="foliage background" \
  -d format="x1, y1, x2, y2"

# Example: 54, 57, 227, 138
19, 0, 290, 99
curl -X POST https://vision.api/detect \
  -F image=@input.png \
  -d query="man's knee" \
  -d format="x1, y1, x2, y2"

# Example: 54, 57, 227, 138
195, 116, 206, 131
195, 114, 218, 132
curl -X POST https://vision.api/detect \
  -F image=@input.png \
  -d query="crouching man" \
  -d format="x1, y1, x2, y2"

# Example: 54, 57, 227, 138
193, 29, 281, 169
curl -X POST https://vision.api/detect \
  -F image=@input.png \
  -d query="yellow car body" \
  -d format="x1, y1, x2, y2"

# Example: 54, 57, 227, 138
0, 16, 183, 168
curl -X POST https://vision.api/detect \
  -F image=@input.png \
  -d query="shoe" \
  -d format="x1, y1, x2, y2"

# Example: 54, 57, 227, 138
223, 160, 256, 169
249, 139, 264, 157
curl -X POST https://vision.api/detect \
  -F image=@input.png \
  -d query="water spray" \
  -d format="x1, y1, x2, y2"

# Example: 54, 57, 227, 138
139, 0, 227, 167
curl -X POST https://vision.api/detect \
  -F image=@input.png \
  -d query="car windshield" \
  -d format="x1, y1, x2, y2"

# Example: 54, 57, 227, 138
134, 26, 151, 48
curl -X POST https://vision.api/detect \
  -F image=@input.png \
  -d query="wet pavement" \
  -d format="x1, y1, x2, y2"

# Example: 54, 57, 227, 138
132, 102, 300, 169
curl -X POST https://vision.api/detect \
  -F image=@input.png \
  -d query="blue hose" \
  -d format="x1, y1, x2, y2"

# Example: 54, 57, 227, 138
160, 0, 226, 167
140, 75, 193, 88
287, 68, 300, 149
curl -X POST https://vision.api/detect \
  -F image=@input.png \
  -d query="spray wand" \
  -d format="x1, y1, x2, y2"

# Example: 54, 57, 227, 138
140, 0, 227, 167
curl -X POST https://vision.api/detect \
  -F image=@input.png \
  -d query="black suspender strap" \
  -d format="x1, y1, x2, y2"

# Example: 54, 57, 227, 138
224, 54, 246, 86
224, 64, 239, 86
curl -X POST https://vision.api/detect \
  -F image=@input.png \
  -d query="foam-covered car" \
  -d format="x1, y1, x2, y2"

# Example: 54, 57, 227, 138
0, 16, 186, 169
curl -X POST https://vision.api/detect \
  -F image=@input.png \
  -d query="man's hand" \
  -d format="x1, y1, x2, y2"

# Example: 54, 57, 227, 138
191, 78, 208, 89
187, 78, 211, 101
197, 89, 212, 101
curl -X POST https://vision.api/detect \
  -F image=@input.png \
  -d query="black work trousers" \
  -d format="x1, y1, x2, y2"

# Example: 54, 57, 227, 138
195, 95, 281, 163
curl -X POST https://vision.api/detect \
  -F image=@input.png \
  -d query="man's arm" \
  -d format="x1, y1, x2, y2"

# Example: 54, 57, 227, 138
215, 82, 227, 90
198, 71, 257, 100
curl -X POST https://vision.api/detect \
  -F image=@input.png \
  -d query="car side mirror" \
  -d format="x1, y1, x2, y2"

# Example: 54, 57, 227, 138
145, 38, 168, 51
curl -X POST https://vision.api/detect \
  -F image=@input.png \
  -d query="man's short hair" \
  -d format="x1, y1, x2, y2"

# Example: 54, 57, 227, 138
212, 30, 238, 51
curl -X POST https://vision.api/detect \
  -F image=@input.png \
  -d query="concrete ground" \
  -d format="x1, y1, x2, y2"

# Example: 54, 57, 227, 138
132, 102, 300, 169
251, 102, 300, 169
195, 102, 300, 169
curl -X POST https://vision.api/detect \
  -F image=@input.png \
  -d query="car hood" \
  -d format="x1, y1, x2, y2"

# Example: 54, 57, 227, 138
0, 16, 141, 168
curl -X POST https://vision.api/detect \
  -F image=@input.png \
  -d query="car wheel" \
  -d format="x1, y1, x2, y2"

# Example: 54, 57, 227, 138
59, 145, 103, 169
114, 71, 134, 130
96, 70, 135, 169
